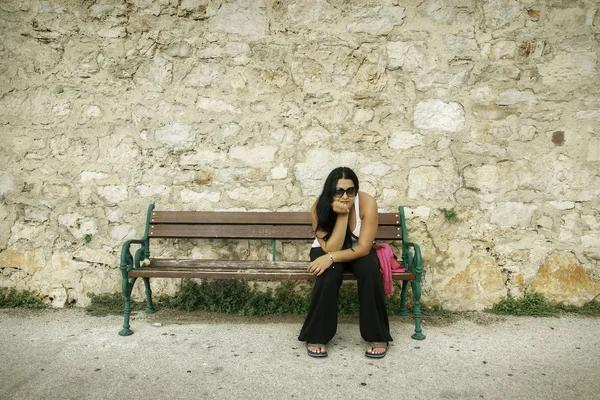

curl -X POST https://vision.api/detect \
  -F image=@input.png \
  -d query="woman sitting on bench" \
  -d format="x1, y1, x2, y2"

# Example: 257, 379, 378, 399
298, 167, 392, 358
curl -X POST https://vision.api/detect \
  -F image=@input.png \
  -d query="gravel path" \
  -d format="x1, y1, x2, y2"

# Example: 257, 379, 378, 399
1, 309, 599, 400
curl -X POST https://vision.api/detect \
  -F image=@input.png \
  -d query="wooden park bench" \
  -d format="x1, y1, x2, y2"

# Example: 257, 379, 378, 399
119, 204, 426, 340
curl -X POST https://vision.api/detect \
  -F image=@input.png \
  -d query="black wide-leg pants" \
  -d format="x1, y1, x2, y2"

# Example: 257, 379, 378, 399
298, 247, 393, 344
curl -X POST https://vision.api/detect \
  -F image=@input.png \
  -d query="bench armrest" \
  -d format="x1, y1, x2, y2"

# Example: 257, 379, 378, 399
403, 241, 424, 277
120, 239, 148, 272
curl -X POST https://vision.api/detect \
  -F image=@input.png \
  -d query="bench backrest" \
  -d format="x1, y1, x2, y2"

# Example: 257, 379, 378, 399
145, 206, 407, 242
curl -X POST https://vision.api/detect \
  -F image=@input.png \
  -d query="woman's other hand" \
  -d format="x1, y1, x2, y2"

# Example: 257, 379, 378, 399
308, 254, 333, 276
331, 201, 350, 214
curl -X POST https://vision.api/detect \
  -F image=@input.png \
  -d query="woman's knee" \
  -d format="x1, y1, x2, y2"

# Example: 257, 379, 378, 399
351, 253, 380, 278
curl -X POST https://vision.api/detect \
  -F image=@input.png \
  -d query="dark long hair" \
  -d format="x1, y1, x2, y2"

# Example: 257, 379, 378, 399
315, 167, 359, 247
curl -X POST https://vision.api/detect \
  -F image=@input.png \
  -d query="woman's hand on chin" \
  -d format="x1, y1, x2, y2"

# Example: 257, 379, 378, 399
331, 201, 350, 214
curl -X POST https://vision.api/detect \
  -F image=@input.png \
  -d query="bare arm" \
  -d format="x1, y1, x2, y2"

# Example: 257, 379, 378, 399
311, 200, 349, 253
327, 193, 378, 261
308, 192, 378, 276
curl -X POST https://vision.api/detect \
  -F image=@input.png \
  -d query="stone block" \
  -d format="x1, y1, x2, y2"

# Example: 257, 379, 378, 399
47, 287, 68, 308
491, 41, 517, 60
183, 63, 225, 88
230, 146, 278, 164
472, 106, 508, 120
414, 99, 465, 132
497, 90, 537, 106
576, 110, 600, 120
180, 151, 227, 167
10, 223, 46, 242
80, 171, 110, 183
0, 172, 15, 197
548, 201, 574, 210
52, 253, 89, 271
537, 53, 597, 84
490, 202, 537, 228
165, 40, 193, 58
587, 138, 600, 162
530, 251, 600, 306
347, 6, 405, 35
270, 127, 296, 144
0, 249, 45, 275
228, 186, 274, 205
270, 165, 288, 180
109, 224, 137, 241
181, 189, 221, 203
73, 248, 114, 266
359, 162, 392, 177
133, 56, 173, 90
209, 1, 267, 37
483, 0, 522, 28
444, 34, 477, 57
405, 206, 431, 220
287, 0, 341, 26
536, 215, 553, 229
442, 251, 505, 311
197, 42, 250, 58
24, 207, 50, 223
408, 163, 460, 201
197, 97, 241, 113
155, 122, 194, 145
301, 126, 331, 144
58, 213, 99, 240
386, 41, 426, 71
353, 108, 374, 123
518, 125, 537, 141
414, 68, 469, 92
463, 165, 499, 194
136, 185, 170, 198
97, 185, 128, 204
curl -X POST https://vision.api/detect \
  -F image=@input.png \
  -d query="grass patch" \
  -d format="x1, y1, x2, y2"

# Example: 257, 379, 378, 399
86, 292, 146, 317
166, 279, 406, 317
166, 280, 312, 316
0, 287, 45, 308
88, 280, 408, 317
440, 208, 458, 222
87, 284, 600, 319
488, 292, 600, 316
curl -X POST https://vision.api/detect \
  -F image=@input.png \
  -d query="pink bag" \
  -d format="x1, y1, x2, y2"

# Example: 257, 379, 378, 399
375, 243, 406, 295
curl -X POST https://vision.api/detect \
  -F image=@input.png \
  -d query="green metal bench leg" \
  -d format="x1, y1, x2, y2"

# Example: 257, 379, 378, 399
397, 280, 409, 316
143, 277, 156, 313
410, 279, 426, 340
119, 278, 135, 336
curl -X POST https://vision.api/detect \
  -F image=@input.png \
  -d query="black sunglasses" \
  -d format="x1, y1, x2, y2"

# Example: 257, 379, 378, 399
334, 187, 357, 197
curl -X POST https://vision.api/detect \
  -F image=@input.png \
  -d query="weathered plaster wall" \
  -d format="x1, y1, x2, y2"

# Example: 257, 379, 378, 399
0, 0, 599, 310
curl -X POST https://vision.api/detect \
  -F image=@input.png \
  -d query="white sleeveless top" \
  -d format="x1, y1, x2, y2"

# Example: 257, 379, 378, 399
312, 193, 362, 248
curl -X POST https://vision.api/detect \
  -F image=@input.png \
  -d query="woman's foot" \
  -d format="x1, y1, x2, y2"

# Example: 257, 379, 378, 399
365, 342, 388, 358
306, 343, 327, 358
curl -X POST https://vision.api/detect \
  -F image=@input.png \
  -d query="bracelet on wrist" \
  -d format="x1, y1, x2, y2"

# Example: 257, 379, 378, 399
328, 252, 334, 264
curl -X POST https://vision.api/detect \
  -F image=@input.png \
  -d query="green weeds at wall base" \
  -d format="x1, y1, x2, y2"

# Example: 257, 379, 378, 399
0, 288, 45, 308
86, 279, 404, 317
488, 292, 600, 316
86, 292, 146, 317
165, 280, 403, 316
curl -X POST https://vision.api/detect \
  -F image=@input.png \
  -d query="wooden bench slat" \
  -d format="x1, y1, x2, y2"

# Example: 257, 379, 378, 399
149, 259, 309, 268
129, 264, 415, 281
149, 224, 404, 240
151, 211, 311, 225
149, 224, 315, 239
150, 211, 404, 226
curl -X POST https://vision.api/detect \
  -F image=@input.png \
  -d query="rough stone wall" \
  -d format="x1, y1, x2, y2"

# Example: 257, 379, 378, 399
0, 0, 599, 310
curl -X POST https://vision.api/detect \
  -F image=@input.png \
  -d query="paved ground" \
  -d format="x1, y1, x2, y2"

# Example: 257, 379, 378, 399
1, 308, 599, 400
